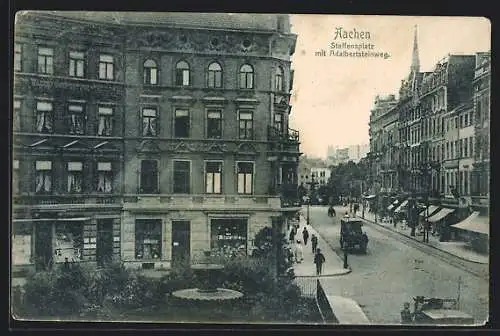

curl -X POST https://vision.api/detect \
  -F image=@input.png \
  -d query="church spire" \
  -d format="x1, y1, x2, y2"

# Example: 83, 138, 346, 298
411, 25, 420, 74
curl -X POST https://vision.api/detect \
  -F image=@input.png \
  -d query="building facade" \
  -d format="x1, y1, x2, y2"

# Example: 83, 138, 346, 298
310, 168, 331, 186
12, 12, 300, 271
366, 25, 489, 226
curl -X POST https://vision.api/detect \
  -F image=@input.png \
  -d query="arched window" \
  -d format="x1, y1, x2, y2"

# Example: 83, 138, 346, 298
175, 61, 190, 86
275, 66, 284, 91
207, 62, 222, 88
239, 64, 254, 89
144, 59, 158, 85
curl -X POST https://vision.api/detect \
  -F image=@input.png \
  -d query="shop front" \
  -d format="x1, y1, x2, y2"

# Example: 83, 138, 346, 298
451, 211, 489, 253
210, 217, 248, 258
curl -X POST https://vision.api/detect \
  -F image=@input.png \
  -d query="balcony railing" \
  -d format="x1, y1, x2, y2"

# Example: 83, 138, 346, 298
267, 126, 300, 143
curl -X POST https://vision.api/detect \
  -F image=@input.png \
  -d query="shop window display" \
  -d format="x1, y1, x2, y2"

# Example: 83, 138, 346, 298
135, 219, 162, 260
54, 222, 83, 263
210, 218, 247, 257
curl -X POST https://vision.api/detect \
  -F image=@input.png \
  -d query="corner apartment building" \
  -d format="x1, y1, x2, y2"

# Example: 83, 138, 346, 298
12, 12, 300, 272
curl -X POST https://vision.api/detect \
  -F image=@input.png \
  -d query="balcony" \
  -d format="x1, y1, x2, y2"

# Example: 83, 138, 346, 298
269, 183, 301, 209
12, 194, 123, 210
267, 126, 299, 143
122, 194, 282, 212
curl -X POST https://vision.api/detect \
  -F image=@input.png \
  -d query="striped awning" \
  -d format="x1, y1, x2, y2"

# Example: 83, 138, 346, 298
394, 200, 409, 213
427, 208, 455, 223
387, 204, 395, 211
419, 205, 439, 217
452, 212, 489, 235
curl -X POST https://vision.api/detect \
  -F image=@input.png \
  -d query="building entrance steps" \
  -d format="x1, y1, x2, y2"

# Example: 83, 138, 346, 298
287, 213, 351, 278
357, 206, 489, 265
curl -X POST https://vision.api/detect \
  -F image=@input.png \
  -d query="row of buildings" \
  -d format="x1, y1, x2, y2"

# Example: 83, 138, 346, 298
326, 144, 369, 166
366, 26, 489, 242
11, 12, 301, 271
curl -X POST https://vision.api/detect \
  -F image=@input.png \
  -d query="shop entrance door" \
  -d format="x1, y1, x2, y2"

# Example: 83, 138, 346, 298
171, 221, 190, 268
97, 219, 114, 266
34, 222, 53, 270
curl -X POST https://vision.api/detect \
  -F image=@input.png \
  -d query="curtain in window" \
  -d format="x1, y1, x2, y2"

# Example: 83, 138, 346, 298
142, 117, 156, 136
98, 115, 112, 135
97, 173, 112, 192
68, 173, 82, 192
36, 172, 51, 193
36, 113, 45, 132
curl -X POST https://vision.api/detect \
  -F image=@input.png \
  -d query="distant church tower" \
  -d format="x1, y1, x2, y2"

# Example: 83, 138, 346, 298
411, 25, 420, 74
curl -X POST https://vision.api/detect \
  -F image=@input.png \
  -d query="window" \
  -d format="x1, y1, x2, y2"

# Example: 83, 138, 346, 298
205, 162, 222, 194
207, 62, 222, 88
455, 140, 459, 159
97, 106, 113, 136
210, 218, 247, 257
239, 64, 254, 89
135, 219, 162, 260
13, 100, 21, 131
68, 104, 85, 135
69, 51, 85, 78
459, 139, 463, 158
35, 161, 52, 194
140, 160, 158, 194
144, 59, 158, 85
54, 222, 83, 262
37, 47, 53, 74
142, 108, 158, 137
275, 66, 284, 91
469, 137, 474, 157
99, 54, 114, 80
175, 61, 190, 86
173, 161, 190, 194
464, 171, 469, 195
67, 162, 83, 193
238, 110, 253, 140
464, 138, 468, 157
237, 162, 253, 194
459, 115, 463, 128
14, 43, 22, 72
446, 142, 450, 159
207, 109, 222, 138
35, 101, 53, 133
174, 109, 190, 138
96, 162, 113, 193
274, 113, 284, 134
464, 113, 469, 127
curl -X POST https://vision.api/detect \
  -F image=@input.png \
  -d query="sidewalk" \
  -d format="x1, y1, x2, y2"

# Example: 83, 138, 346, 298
361, 210, 489, 265
287, 214, 351, 277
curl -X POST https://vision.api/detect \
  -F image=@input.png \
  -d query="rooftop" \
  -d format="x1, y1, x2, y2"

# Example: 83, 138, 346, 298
21, 11, 289, 33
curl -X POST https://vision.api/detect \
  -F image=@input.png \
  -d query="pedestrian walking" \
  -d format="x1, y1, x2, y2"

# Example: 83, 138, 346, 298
289, 227, 296, 243
314, 248, 326, 276
302, 227, 309, 245
353, 203, 359, 216
294, 240, 304, 263
311, 234, 318, 253
400, 302, 413, 324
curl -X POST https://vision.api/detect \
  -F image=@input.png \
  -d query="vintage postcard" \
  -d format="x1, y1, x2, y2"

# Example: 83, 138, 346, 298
11, 12, 490, 326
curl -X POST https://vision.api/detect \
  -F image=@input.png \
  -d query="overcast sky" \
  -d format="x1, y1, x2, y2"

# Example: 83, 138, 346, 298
289, 15, 490, 159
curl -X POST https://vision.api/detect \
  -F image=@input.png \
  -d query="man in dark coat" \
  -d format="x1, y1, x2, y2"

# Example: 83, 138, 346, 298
289, 227, 296, 243
311, 234, 318, 253
314, 248, 326, 275
302, 227, 309, 245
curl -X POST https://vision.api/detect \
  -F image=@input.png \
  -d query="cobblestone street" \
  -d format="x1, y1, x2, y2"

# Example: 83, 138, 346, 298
304, 205, 489, 325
